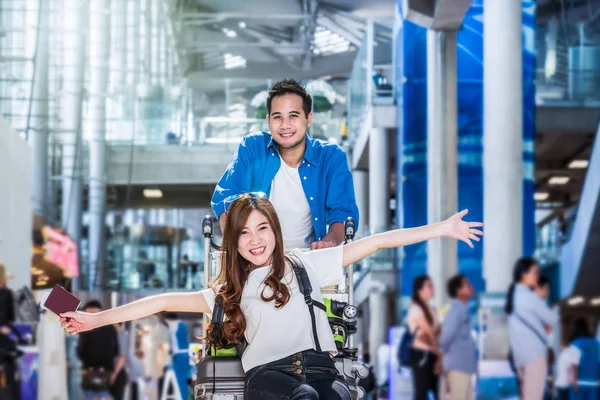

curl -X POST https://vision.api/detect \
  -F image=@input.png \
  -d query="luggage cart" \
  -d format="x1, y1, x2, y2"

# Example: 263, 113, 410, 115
194, 216, 367, 400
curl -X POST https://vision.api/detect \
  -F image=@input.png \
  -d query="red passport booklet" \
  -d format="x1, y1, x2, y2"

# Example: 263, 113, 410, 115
43, 284, 81, 317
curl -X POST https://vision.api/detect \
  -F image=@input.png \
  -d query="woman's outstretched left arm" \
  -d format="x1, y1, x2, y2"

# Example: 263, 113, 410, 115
342, 209, 483, 267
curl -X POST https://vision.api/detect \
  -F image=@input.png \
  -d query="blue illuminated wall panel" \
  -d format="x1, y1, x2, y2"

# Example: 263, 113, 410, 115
396, 0, 536, 297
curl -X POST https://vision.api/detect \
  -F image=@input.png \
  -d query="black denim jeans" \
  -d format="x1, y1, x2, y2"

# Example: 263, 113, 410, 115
244, 349, 351, 400
409, 348, 439, 400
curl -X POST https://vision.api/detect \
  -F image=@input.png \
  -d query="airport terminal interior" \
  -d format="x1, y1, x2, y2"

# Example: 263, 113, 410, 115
1, 0, 600, 399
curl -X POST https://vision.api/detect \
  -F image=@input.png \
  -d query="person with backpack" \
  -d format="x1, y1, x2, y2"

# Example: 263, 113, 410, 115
402, 275, 442, 400
439, 274, 477, 400
506, 257, 558, 400
59, 194, 483, 400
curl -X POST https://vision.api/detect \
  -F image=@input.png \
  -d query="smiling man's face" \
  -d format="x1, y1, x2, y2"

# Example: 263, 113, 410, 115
267, 93, 312, 150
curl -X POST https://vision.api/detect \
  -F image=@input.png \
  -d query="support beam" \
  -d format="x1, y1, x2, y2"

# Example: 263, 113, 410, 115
316, 15, 362, 47
483, 0, 523, 292
426, 30, 458, 308
60, 0, 88, 290
181, 13, 310, 20
185, 52, 357, 83
30, 0, 50, 218
88, 0, 111, 290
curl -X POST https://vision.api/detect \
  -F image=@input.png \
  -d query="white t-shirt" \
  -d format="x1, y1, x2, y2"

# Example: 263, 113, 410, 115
555, 345, 581, 388
269, 158, 315, 249
201, 246, 343, 372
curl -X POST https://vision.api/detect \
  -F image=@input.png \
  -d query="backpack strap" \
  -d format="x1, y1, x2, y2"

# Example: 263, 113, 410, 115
288, 254, 326, 352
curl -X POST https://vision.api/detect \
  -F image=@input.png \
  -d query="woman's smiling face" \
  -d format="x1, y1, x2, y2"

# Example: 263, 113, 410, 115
237, 210, 277, 268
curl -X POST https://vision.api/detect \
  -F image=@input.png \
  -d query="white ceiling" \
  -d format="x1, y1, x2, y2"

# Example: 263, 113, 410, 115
168, 0, 395, 91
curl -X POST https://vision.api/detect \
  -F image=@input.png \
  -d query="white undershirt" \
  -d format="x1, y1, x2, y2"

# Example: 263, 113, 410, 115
555, 345, 581, 388
269, 158, 315, 249
201, 246, 344, 372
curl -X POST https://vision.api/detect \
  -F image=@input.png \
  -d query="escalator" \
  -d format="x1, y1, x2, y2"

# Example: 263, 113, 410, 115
561, 123, 600, 297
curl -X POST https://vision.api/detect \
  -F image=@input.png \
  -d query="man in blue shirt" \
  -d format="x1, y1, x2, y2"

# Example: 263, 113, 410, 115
440, 274, 477, 400
569, 318, 599, 400
211, 79, 359, 249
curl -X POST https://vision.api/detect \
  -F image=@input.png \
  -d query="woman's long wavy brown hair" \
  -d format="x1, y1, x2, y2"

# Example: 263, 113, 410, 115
206, 195, 291, 347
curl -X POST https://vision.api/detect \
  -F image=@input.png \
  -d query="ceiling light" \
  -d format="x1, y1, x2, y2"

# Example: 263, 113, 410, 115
222, 28, 237, 38
568, 296, 584, 306
568, 159, 588, 169
591, 297, 600, 306
239, 22, 246, 29
224, 53, 246, 70
143, 189, 163, 198
548, 176, 570, 185
534, 192, 549, 201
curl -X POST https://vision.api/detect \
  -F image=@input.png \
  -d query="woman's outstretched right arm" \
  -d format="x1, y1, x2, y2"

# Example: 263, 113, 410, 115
60, 291, 210, 334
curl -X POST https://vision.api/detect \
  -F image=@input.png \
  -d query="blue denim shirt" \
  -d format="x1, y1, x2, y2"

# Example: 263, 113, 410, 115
508, 284, 558, 368
211, 132, 359, 241
440, 299, 477, 374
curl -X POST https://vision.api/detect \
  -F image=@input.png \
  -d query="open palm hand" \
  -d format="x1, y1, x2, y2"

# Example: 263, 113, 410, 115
444, 209, 483, 248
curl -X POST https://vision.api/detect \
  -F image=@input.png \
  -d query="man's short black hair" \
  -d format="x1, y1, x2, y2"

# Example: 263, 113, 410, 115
538, 275, 549, 288
83, 300, 103, 310
266, 79, 312, 117
447, 274, 467, 299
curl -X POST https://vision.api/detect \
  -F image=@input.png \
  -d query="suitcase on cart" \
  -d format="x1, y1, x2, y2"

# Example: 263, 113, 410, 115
195, 217, 245, 400
194, 356, 245, 399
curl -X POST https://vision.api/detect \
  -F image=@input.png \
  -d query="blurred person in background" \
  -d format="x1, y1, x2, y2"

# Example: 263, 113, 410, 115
0, 263, 15, 327
0, 324, 23, 400
129, 349, 146, 400
77, 300, 120, 400
440, 274, 477, 400
165, 313, 191, 400
554, 339, 579, 400
536, 275, 550, 300
407, 274, 441, 400
109, 323, 129, 400
505, 258, 558, 400
536, 275, 555, 398
567, 318, 599, 400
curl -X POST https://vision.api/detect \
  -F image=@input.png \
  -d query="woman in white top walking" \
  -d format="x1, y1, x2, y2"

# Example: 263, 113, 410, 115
59, 194, 483, 400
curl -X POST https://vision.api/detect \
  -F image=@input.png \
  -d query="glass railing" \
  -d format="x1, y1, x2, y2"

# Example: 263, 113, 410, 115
536, 18, 600, 105
347, 31, 370, 144
352, 226, 397, 288
346, 22, 395, 145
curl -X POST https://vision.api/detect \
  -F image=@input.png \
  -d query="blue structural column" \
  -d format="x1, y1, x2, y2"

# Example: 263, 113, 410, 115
398, 20, 428, 301
396, 0, 536, 301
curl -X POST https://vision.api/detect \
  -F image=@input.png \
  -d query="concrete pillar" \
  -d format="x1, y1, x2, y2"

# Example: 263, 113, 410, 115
133, 0, 141, 85
150, 0, 158, 85
112, 0, 127, 88
30, 0, 50, 218
544, 17, 559, 80
365, 20, 374, 102
369, 128, 389, 233
368, 288, 389, 359
352, 170, 369, 236
144, 0, 152, 84
483, 0, 523, 292
88, 0, 111, 290
426, 30, 458, 308
61, 0, 88, 290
